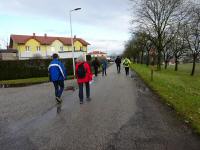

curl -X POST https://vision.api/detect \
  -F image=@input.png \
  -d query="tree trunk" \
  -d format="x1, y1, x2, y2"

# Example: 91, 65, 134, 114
175, 56, 178, 71
146, 51, 150, 66
140, 50, 144, 64
191, 53, 197, 76
164, 61, 168, 69
157, 35, 162, 70
133, 57, 136, 63
157, 50, 161, 70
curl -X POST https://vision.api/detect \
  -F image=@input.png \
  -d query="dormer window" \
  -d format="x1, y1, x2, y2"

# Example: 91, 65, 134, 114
37, 46, 40, 51
25, 46, 30, 51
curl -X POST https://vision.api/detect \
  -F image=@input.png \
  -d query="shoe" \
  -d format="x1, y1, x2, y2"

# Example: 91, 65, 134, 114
56, 97, 62, 103
86, 97, 91, 101
80, 101, 83, 104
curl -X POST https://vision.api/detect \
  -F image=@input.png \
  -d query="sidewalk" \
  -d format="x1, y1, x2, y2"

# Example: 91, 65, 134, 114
0, 65, 200, 150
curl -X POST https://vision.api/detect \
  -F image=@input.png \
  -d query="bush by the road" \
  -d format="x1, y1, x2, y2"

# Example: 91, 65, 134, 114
0, 59, 73, 80
131, 63, 200, 134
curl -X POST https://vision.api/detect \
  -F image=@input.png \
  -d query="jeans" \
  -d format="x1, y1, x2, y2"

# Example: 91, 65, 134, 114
53, 80, 64, 98
102, 67, 107, 76
78, 82, 90, 102
94, 67, 98, 76
125, 67, 129, 76
117, 64, 121, 73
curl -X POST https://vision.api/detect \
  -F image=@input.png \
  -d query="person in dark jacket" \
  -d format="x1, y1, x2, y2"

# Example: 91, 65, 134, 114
48, 53, 67, 103
115, 56, 121, 73
92, 57, 100, 76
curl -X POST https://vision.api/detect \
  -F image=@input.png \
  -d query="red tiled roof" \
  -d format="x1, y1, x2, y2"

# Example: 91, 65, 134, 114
10, 34, 90, 46
88, 51, 107, 55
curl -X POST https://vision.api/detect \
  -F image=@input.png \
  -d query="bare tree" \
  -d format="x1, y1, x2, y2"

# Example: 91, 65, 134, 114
124, 37, 139, 61
184, 4, 200, 75
170, 23, 188, 71
145, 40, 154, 66
123, 32, 149, 63
131, 0, 185, 70
134, 31, 149, 64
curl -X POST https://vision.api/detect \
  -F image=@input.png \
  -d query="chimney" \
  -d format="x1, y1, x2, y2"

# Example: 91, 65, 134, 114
74, 35, 76, 39
44, 33, 47, 37
33, 33, 36, 36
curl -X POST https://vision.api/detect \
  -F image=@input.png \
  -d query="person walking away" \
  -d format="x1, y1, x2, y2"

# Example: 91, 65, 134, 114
92, 57, 100, 77
101, 57, 108, 76
122, 57, 131, 76
76, 55, 93, 104
115, 56, 121, 73
48, 53, 67, 103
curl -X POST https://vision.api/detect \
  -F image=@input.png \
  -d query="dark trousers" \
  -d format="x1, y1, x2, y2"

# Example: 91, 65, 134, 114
94, 67, 98, 76
53, 80, 64, 98
117, 64, 121, 73
78, 82, 90, 101
102, 67, 107, 76
125, 67, 129, 76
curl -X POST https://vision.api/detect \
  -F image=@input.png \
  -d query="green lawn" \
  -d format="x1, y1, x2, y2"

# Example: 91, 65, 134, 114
131, 63, 200, 134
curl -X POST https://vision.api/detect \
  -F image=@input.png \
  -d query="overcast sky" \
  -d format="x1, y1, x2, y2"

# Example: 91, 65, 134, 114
0, 0, 133, 55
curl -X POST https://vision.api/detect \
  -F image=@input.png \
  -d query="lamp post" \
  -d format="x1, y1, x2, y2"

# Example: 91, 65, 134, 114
69, 7, 81, 78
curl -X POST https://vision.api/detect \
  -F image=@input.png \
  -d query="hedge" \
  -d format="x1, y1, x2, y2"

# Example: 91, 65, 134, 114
0, 59, 73, 80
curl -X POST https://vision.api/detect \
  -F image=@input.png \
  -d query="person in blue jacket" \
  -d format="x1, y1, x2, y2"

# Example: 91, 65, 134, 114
48, 53, 67, 103
101, 57, 108, 76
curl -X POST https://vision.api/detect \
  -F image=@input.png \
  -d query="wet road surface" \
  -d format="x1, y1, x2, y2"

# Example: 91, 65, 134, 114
0, 64, 200, 150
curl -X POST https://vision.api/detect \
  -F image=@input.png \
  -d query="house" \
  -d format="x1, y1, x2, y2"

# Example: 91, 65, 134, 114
9, 33, 90, 59
88, 50, 107, 58
0, 49, 18, 60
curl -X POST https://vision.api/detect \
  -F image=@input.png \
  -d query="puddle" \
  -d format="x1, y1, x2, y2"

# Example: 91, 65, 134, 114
65, 86, 76, 91
135, 80, 150, 95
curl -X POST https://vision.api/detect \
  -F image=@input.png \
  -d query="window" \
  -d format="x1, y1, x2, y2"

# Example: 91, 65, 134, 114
60, 46, 63, 51
37, 46, 41, 51
25, 46, 30, 51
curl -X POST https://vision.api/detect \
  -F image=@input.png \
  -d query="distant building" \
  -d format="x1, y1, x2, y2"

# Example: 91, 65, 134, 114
88, 50, 107, 58
0, 49, 18, 60
9, 33, 90, 59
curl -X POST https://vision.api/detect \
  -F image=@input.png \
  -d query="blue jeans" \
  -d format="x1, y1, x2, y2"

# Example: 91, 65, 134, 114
53, 80, 64, 98
94, 67, 98, 76
78, 82, 90, 102
102, 67, 107, 76
117, 64, 121, 73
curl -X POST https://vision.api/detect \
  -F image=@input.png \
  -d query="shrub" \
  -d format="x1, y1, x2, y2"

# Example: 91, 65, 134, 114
0, 58, 73, 80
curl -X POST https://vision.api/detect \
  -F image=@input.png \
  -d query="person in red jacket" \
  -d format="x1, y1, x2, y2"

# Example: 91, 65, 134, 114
75, 55, 93, 104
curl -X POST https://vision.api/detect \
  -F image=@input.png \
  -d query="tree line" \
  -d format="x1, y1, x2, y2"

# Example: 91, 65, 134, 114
124, 0, 200, 76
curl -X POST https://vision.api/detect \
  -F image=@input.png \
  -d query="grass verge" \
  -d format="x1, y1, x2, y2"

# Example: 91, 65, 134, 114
131, 63, 200, 134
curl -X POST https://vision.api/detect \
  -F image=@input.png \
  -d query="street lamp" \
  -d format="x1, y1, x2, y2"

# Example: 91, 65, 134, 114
69, 7, 81, 78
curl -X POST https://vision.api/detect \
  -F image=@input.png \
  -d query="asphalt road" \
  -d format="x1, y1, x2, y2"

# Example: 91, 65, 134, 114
0, 64, 200, 150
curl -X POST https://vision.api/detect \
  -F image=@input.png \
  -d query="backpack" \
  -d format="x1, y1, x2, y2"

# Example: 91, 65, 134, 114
123, 59, 129, 66
77, 63, 86, 78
